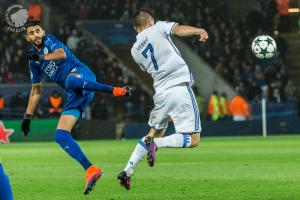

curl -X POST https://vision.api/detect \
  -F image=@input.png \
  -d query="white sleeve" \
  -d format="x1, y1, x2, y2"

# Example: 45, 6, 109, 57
131, 48, 146, 72
155, 21, 178, 36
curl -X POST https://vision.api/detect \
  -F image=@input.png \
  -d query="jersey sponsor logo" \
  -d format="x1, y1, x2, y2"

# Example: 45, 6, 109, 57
44, 61, 58, 78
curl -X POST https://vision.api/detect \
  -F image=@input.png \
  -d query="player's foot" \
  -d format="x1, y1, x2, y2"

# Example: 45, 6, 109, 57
117, 171, 131, 190
84, 165, 103, 195
144, 136, 157, 167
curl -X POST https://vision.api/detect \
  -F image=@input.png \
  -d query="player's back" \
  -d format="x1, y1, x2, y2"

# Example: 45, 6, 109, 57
131, 21, 192, 93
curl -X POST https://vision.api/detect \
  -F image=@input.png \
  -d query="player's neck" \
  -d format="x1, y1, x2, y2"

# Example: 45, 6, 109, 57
137, 25, 151, 34
34, 45, 42, 52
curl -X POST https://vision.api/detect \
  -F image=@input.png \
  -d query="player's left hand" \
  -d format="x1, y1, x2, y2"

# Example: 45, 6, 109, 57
26, 51, 44, 61
21, 113, 32, 136
113, 86, 132, 96
198, 29, 208, 42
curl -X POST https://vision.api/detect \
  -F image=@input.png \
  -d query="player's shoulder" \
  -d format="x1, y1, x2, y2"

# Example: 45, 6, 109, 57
45, 33, 57, 40
44, 33, 59, 45
154, 21, 170, 28
130, 45, 137, 56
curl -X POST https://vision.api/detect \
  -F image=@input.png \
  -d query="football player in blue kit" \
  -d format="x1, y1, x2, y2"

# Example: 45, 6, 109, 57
21, 20, 132, 195
0, 161, 14, 200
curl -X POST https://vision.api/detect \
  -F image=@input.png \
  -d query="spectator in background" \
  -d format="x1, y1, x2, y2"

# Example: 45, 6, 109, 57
28, 1, 43, 21
208, 90, 220, 121
9, 92, 26, 111
67, 30, 81, 53
230, 94, 250, 121
0, 94, 4, 110
219, 92, 231, 120
48, 91, 63, 117
284, 80, 297, 101
276, 0, 290, 32
193, 86, 205, 118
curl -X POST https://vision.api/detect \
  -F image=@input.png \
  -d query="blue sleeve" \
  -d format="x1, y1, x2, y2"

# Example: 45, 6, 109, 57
29, 61, 42, 84
45, 34, 64, 52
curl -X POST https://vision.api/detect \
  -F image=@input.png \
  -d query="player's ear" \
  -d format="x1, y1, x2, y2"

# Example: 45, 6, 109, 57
24, 33, 30, 42
133, 25, 138, 32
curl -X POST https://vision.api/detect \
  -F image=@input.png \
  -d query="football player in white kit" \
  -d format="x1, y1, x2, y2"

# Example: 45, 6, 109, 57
117, 9, 208, 190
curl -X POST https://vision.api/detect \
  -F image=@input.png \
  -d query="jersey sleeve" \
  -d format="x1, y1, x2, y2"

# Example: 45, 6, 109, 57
28, 61, 42, 84
155, 21, 178, 36
131, 48, 146, 72
45, 34, 64, 52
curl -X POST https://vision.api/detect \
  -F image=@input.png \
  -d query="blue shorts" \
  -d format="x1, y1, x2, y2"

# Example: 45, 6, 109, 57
62, 65, 96, 119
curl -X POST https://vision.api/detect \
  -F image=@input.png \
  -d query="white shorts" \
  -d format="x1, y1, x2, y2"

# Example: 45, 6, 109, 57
148, 84, 201, 133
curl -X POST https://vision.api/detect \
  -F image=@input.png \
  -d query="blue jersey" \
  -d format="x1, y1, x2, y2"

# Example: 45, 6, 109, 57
28, 33, 85, 89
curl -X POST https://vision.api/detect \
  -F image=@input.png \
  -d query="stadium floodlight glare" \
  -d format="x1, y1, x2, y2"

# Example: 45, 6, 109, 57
262, 98, 267, 138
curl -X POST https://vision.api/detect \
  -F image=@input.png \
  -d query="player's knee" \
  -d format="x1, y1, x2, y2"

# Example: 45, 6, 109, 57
54, 129, 68, 145
54, 130, 62, 144
190, 133, 200, 148
65, 75, 79, 90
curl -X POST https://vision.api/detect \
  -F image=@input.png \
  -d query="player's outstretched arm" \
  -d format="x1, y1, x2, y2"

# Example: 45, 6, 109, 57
43, 48, 66, 61
27, 48, 66, 61
26, 83, 42, 115
21, 83, 42, 136
172, 25, 208, 42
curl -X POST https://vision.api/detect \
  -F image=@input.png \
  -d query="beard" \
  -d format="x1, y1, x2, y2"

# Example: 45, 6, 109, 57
33, 37, 43, 47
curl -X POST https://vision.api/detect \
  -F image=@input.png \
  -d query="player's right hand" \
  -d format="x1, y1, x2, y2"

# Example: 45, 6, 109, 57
113, 86, 132, 96
198, 29, 208, 42
21, 113, 32, 137
26, 51, 44, 61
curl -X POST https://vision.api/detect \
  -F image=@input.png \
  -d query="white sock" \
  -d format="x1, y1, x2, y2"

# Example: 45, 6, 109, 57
124, 137, 147, 176
154, 134, 192, 148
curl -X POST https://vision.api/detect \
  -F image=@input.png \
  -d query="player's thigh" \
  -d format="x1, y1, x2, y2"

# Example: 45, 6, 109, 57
57, 114, 78, 131
63, 88, 95, 118
169, 85, 201, 133
148, 93, 169, 130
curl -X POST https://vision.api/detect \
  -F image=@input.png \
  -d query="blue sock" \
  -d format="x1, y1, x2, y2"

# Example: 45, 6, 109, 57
0, 164, 14, 200
55, 129, 92, 170
65, 75, 113, 93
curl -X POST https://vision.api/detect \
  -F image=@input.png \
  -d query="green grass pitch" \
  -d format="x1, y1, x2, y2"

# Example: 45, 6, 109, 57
1, 135, 300, 200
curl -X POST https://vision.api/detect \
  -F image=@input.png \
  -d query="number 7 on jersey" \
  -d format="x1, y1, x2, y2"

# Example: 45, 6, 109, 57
142, 43, 159, 71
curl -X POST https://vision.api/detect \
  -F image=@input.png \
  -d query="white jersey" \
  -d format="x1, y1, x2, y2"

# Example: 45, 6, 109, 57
131, 21, 193, 94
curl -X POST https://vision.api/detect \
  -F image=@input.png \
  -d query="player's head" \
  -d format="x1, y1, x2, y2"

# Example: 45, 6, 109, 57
25, 20, 45, 47
132, 9, 154, 32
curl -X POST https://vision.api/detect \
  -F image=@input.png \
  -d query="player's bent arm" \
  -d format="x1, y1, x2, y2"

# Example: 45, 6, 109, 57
43, 48, 66, 61
172, 25, 208, 41
25, 82, 42, 115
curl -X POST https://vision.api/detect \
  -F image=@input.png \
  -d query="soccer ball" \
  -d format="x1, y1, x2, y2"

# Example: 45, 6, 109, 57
251, 35, 277, 59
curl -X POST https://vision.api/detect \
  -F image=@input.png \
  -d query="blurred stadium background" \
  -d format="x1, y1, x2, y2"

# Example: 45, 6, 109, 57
1, 0, 300, 199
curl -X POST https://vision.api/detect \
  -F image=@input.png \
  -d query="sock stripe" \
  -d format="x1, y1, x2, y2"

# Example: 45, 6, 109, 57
182, 134, 188, 148
138, 140, 148, 150
187, 86, 200, 131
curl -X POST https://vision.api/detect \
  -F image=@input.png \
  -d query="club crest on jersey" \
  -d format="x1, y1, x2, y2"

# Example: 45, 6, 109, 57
43, 47, 49, 55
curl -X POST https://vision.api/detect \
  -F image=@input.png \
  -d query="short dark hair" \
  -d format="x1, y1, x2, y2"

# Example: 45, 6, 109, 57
132, 8, 153, 27
25, 20, 42, 30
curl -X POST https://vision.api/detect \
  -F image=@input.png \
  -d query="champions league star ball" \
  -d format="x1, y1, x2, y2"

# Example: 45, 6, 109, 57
251, 35, 277, 59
